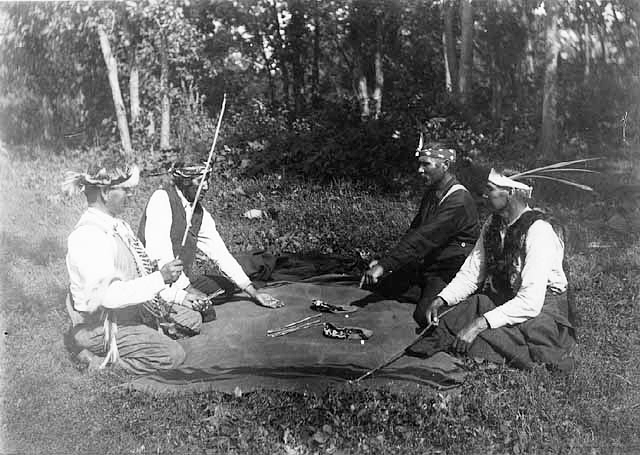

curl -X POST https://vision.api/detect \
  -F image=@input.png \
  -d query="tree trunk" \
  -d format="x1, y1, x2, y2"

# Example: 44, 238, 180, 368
271, 0, 290, 115
372, 15, 384, 120
458, 0, 473, 106
97, 24, 132, 156
356, 59, 370, 121
289, 1, 306, 118
443, 0, 458, 95
521, 0, 535, 78
311, 0, 321, 109
159, 33, 170, 150
540, 0, 560, 158
584, 22, 590, 78
129, 50, 141, 125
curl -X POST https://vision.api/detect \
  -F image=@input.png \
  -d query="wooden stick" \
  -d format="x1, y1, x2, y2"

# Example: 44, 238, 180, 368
179, 94, 227, 249
267, 314, 321, 334
351, 306, 455, 383
268, 320, 323, 337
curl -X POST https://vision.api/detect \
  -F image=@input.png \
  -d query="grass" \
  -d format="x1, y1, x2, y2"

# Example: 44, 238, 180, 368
1, 149, 639, 454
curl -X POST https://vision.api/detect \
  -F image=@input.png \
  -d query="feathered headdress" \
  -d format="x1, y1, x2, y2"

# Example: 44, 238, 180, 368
488, 158, 601, 197
62, 165, 140, 195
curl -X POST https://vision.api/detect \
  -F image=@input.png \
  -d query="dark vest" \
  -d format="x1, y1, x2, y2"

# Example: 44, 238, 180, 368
138, 184, 204, 279
484, 210, 560, 301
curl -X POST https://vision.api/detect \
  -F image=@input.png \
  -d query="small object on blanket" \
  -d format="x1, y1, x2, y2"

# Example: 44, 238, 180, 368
268, 319, 323, 337
311, 299, 358, 314
322, 322, 373, 340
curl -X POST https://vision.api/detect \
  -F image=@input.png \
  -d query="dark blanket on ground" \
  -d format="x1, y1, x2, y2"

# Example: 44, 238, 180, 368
126, 271, 467, 394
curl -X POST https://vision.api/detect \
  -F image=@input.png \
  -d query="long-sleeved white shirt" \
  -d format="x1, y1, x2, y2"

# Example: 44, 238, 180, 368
438, 208, 567, 328
66, 208, 185, 314
143, 186, 252, 291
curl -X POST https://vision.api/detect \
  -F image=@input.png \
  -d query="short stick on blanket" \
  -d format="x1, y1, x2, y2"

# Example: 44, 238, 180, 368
267, 320, 323, 337
267, 314, 321, 334
351, 306, 456, 383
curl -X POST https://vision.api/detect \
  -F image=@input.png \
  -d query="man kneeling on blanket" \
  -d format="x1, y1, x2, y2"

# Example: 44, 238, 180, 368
408, 169, 577, 371
360, 136, 480, 327
63, 163, 201, 374
138, 161, 282, 310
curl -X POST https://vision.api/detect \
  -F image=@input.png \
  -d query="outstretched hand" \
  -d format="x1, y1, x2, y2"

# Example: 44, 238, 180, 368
254, 293, 284, 309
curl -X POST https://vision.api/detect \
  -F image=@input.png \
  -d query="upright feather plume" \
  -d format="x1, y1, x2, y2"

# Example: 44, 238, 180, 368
510, 158, 602, 193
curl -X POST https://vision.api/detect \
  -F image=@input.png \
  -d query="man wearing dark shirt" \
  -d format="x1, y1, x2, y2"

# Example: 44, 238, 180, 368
360, 138, 480, 327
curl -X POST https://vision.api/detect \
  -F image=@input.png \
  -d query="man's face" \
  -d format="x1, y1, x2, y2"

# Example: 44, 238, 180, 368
418, 157, 447, 188
182, 175, 209, 202
484, 183, 510, 213
104, 187, 132, 216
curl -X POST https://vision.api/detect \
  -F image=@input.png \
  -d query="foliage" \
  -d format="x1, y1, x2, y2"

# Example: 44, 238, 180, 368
2, 150, 640, 454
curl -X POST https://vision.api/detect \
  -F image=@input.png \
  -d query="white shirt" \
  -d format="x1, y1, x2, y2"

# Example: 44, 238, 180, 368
66, 208, 184, 313
143, 186, 252, 291
438, 208, 567, 328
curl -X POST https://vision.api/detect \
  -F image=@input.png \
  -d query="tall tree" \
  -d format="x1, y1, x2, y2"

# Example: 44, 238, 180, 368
97, 10, 132, 156
443, 0, 458, 95
458, 0, 473, 105
372, 11, 384, 119
540, 0, 560, 157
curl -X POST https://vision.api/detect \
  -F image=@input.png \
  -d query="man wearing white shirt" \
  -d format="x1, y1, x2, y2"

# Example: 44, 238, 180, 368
138, 162, 283, 311
409, 169, 576, 370
64, 164, 202, 374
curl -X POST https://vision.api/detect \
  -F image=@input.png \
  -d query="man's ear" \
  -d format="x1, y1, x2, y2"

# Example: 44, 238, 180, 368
442, 159, 451, 172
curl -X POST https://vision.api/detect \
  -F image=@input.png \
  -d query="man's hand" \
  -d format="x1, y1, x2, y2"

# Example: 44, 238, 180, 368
424, 297, 446, 326
452, 317, 489, 354
244, 283, 284, 309
254, 292, 285, 308
181, 292, 205, 309
160, 259, 184, 284
360, 263, 384, 288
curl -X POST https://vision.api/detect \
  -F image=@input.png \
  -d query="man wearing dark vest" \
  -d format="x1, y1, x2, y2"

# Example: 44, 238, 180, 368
64, 163, 201, 373
139, 163, 283, 310
409, 169, 577, 370
360, 138, 480, 327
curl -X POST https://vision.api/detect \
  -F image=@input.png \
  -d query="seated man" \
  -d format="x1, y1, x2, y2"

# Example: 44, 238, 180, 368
64, 163, 202, 374
360, 136, 480, 327
410, 169, 576, 370
138, 162, 282, 311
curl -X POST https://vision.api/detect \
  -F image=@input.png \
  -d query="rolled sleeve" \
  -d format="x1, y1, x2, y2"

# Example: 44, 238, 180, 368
197, 209, 252, 290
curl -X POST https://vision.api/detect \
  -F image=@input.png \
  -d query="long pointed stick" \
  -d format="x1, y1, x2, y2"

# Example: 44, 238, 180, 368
267, 314, 322, 334
351, 306, 455, 383
179, 94, 227, 249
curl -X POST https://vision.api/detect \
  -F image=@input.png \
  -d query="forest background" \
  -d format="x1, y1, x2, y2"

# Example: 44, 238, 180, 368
1, 1, 639, 454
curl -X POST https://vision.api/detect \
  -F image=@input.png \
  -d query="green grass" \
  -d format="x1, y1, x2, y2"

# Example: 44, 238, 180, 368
1, 150, 639, 454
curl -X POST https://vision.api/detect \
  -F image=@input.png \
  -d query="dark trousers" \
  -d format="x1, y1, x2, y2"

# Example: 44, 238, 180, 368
407, 292, 576, 370
374, 259, 464, 328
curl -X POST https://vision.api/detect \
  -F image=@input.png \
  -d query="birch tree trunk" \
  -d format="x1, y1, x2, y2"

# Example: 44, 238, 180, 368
311, 0, 321, 109
129, 50, 141, 125
540, 0, 560, 157
458, 0, 473, 106
97, 24, 132, 156
159, 33, 170, 150
443, 0, 458, 95
372, 16, 384, 120
356, 61, 370, 121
